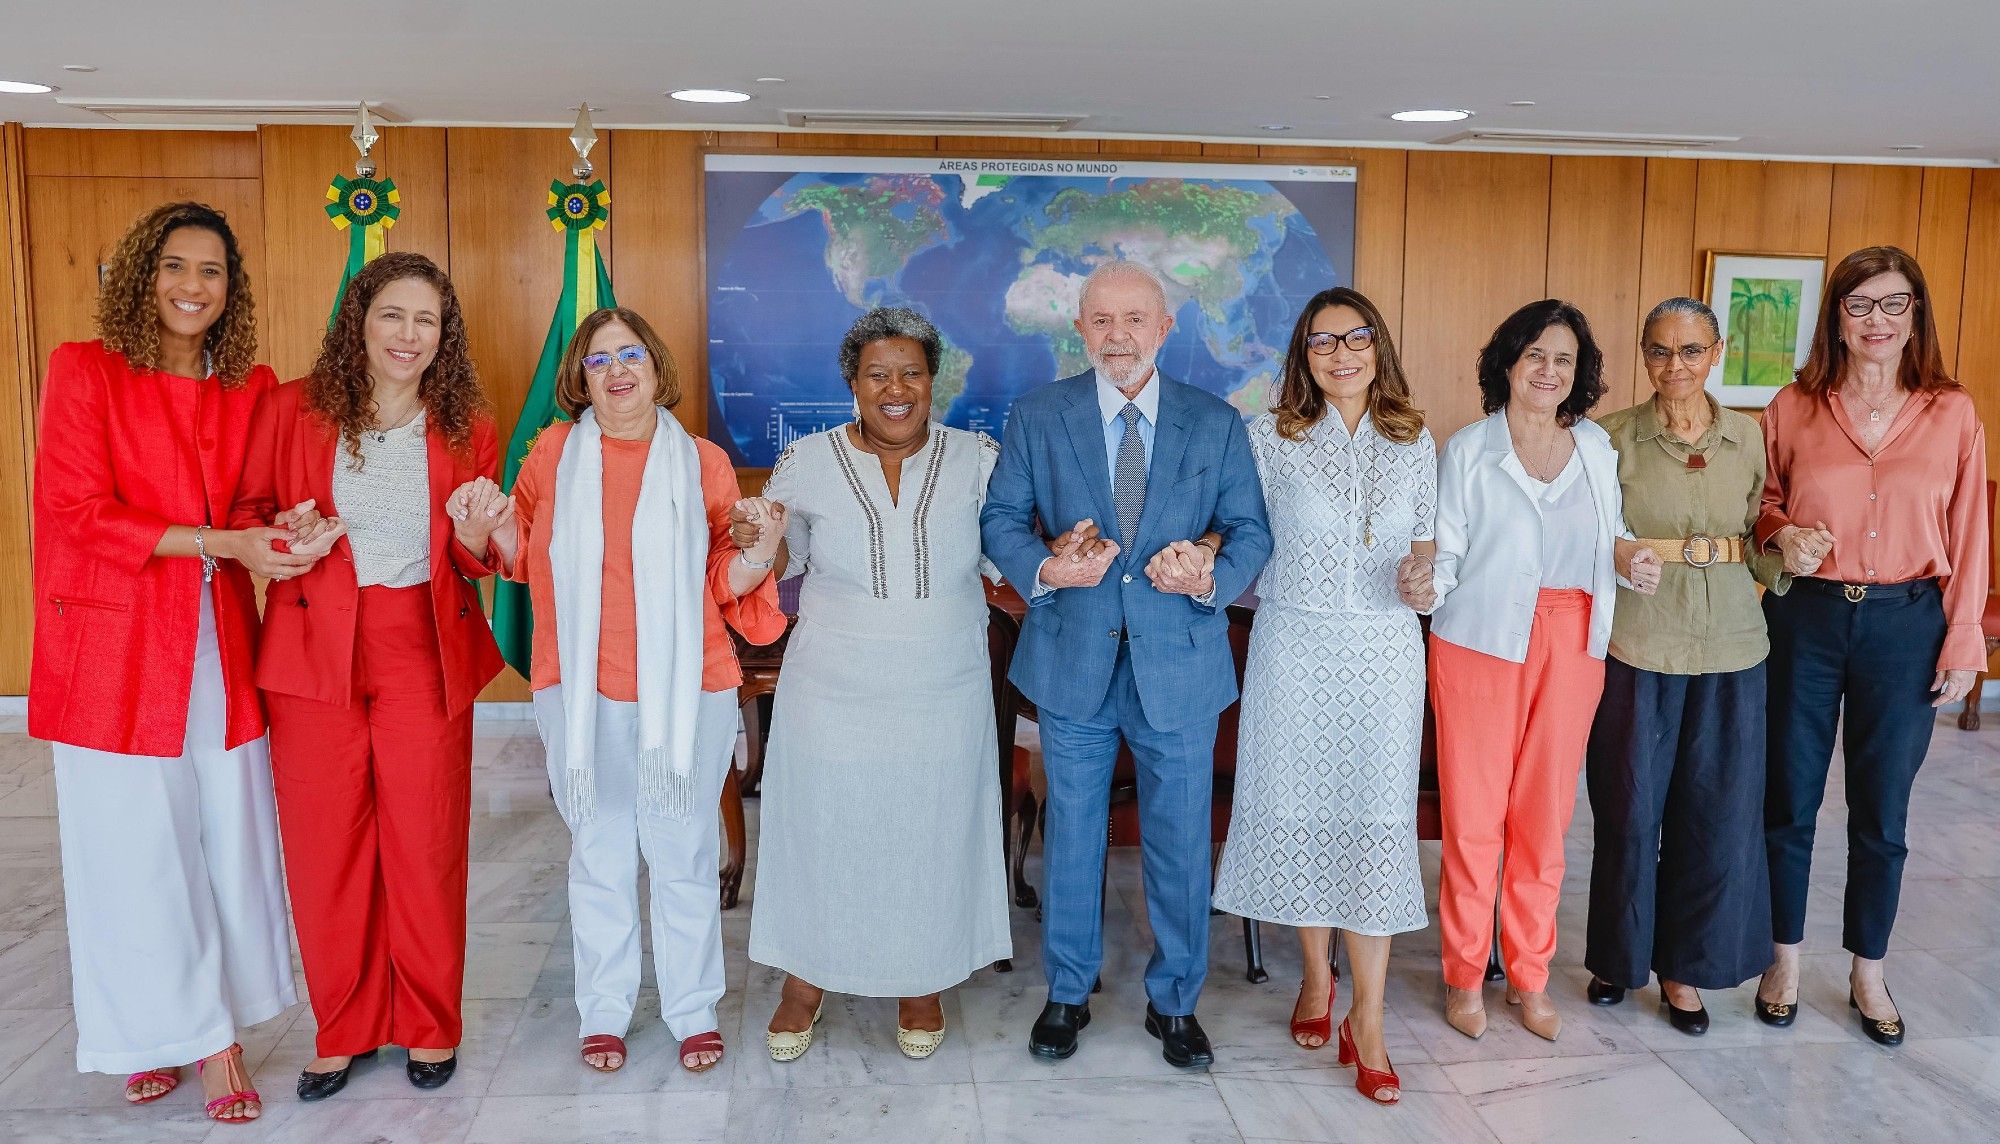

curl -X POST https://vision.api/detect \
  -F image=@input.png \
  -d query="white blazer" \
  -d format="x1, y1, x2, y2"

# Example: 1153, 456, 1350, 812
1425, 410, 1626, 662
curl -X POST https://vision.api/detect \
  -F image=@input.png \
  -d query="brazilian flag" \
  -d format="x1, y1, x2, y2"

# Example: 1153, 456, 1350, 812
492, 178, 615, 678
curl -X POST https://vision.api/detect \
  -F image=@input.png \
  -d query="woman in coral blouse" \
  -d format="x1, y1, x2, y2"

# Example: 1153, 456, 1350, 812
31, 201, 323, 1123
1753, 245, 1988, 1046
232, 252, 506, 1098
473, 307, 785, 1074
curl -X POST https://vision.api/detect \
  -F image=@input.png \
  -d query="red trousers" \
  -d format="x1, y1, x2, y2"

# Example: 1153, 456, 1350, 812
1430, 589, 1605, 992
267, 585, 472, 1055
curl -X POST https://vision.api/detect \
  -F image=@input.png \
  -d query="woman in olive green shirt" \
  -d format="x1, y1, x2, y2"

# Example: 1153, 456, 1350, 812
1582, 297, 1788, 1035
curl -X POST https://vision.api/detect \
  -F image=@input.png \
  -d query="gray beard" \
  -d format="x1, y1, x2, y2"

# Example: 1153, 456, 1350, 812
1091, 348, 1157, 388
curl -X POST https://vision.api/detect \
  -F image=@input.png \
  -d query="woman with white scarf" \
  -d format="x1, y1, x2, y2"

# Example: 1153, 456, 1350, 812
465, 307, 785, 1074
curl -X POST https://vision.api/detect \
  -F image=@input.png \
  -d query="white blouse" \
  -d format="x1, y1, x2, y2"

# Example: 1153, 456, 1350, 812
1532, 452, 1597, 590
331, 412, 432, 589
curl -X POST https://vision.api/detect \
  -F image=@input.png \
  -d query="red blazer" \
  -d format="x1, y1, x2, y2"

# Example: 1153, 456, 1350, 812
30, 341, 274, 756
231, 380, 504, 714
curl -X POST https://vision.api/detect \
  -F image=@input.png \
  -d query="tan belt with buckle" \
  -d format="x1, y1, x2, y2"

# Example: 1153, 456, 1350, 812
1636, 534, 1744, 568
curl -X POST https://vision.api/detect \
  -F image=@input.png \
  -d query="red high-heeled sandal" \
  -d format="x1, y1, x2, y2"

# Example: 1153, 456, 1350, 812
123, 1067, 180, 1104
1337, 1018, 1401, 1105
1289, 978, 1336, 1049
197, 1043, 261, 1124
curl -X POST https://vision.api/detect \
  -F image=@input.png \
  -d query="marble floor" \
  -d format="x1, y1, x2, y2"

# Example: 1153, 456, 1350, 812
3, 702, 2000, 1143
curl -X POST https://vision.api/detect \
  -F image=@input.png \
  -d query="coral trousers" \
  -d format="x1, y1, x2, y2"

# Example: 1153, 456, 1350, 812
1430, 588, 1605, 992
266, 585, 473, 1055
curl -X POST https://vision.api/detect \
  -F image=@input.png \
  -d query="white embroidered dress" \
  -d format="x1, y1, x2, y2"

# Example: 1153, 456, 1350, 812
1212, 413, 1434, 934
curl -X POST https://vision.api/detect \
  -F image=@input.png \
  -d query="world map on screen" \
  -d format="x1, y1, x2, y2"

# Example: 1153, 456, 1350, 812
703, 157, 1358, 467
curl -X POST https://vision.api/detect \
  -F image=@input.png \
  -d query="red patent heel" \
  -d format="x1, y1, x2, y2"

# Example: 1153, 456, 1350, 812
1337, 1018, 1401, 1105
1289, 978, 1336, 1049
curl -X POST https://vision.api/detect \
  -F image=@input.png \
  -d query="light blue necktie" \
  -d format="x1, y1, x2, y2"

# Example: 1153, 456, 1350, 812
1114, 403, 1146, 546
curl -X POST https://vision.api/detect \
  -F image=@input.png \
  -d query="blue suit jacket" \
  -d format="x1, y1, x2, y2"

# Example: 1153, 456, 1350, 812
981, 372, 1272, 731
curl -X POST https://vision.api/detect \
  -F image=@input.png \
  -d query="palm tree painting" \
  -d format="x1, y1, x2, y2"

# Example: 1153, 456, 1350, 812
1725, 276, 1800, 388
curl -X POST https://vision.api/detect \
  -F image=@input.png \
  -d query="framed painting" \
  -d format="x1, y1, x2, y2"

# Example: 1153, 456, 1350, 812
1702, 251, 1825, 408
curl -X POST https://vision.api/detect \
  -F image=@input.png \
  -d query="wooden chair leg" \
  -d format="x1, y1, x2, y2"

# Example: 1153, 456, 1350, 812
1010, 793, 1041, 909
739, 694, 769, 795
719, 767, 746, 911
1243, 918, 1268, 984
1959, 672, 1985, 731
1330, 929, 1341, 984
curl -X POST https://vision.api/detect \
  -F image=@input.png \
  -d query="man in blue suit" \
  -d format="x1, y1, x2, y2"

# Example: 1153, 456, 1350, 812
981, 261, 1271, 1069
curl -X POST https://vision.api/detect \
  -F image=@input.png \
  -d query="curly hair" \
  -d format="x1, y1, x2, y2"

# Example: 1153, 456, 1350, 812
304, 252, 486, 466
1476, 299, 1606, 427
1270, 287, 1424, 445
94, 201, 259, 386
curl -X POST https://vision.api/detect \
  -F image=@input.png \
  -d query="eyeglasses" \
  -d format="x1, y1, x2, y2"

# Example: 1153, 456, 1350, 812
582, 345, 649, 374
1840, 292, 1914, 318
1642, 342, 1718, 366
1305, 326, 1375, 354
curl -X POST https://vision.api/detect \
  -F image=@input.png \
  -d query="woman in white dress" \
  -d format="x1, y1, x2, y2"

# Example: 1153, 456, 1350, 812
1213, 287, 1432, 1106
736, 308, 1012, 1062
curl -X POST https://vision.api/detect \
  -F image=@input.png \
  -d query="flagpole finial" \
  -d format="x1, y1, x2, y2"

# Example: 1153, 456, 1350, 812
351, 103, 380, 178
570, 105, 599, 180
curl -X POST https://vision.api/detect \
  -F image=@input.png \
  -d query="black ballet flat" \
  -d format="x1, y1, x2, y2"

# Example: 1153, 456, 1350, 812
296, 1048, 376, 1102
1662, 988, 1709, 1036
1586, 976, 1627, 1006
406, 1052, 458, 1089
1850, 992, 1905, 1047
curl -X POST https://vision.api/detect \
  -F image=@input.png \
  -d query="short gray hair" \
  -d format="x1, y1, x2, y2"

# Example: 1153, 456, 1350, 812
1078, 260, 1169, 318
839, 307, 943, 384
1642, 296, 1721, 342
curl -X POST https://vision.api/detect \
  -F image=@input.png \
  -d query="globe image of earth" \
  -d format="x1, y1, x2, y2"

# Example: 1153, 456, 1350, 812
705, 162, 1356, 467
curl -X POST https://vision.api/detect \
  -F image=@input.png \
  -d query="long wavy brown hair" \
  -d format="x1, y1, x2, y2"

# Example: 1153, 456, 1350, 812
94, 201, 260, 386
305, 252, 486, 465
1271, 287, 1424, 444
1795, 245, 1956, 395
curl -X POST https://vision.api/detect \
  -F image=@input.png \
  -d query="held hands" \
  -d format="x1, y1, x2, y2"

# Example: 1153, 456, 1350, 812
447, 477, 516, 553
1614, 539, 1663, 596
728, 498, 788, 565
1933, 668, 1978, 709
1038, 518, 1120, 589
1775, 522, 1836, 577
1145, 539, 1215, 599
1396, 553, 1436, 611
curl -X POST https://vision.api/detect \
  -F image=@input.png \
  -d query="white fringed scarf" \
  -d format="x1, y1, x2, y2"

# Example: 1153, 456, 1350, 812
548, 407, 706, 823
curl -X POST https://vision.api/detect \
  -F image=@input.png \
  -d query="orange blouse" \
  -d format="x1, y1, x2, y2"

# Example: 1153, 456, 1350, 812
505, 420, 786, 698
1754, 383, 1989, 672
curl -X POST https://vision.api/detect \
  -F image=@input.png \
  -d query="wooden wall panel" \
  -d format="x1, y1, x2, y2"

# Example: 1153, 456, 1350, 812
1547, 156, 1646, 409
1401, 151, 1551, 440
23, 128, 260, 179
256, 124, 451, 381
608, 132, 706, 438
1633, 158, 1701, 410
1958, 170, 2000, 474
1692, 159, 1834, 257
1826, 163, 1923, 262
0, 125, 35, 693
1917, 167, 1974, 372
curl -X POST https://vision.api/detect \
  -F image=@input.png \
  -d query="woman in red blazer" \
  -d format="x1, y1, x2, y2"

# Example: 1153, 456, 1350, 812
31, 201, 326, 1124
232, 252, 505, 1100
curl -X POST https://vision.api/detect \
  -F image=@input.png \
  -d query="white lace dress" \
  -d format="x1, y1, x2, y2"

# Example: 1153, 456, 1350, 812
1212, 413, 1434, 934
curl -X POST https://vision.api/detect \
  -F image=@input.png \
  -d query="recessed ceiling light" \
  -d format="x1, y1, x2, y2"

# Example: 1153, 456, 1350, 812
669, 88, 752, 104
1889, 143, 1924, 151
1312, 95, 1333, 101
1508, 100, 1536, 107
1390, 108, 1471, 123
755, 77, 787, 84
62, 64, 97, 74
1259, 124, 1293, 132
0, 80, 57, 95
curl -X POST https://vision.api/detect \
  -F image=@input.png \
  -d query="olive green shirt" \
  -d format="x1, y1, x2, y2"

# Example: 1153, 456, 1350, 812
1596, 397, 1788, 676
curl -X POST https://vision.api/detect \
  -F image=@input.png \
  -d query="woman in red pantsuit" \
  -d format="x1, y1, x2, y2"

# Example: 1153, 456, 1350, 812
232, 252, 505, 1100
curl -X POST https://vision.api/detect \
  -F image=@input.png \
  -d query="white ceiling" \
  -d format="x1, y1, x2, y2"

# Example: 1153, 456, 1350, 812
3, 1, 1997, 162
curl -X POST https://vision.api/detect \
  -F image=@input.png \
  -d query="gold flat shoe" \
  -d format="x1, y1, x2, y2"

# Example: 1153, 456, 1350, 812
895, 1017, 947, 1059
767, 1003, 824, 1062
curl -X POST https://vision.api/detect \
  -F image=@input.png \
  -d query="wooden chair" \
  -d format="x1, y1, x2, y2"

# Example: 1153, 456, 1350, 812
1958, 478, 1999, 731
721, 616, 793, 910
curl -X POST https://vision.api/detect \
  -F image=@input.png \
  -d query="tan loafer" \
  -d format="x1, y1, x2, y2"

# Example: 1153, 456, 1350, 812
767, 1003, 824, 1062
1506, 986, 1562, 1041
895, 1017, 947, 1059
1444, 986, 1487, 1040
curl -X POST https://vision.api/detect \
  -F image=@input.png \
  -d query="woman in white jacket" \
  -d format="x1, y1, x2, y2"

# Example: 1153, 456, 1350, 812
1402, 299, 1659, 1043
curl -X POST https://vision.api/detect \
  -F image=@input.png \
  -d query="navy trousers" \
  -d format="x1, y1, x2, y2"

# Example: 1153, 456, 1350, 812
1764, 579, 1945, 960
1039, 644, 1219, 1016
1584, 656, 1772, 989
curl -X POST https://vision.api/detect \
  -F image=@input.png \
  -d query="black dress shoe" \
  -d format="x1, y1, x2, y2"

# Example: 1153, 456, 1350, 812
1662, 988, 1709, 1036
1029, 1001, 1090, 1061
296, 1049, 376, 1102
1144, 1004, 1215, 1070
1586, 976, 1627, 1006
1850, 992, 1905, 1046
1754, 974, 1797, 1027
406, 1052, 458, 1089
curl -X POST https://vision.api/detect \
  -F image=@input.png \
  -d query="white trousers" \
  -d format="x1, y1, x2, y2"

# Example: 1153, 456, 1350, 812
535, 684, 737, 1040
51, 592, 297, 1074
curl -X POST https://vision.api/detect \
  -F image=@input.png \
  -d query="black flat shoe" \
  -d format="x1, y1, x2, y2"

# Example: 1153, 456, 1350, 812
1144, 1003, 1214, 1070
1850, 992, 1904, 1047
1662, 988, 1709, 1036
406, 1052, 458, 1089
1586, 976, 1627, 1006
296, 1049, 376, 1102
1029, 1001, 1090, 1061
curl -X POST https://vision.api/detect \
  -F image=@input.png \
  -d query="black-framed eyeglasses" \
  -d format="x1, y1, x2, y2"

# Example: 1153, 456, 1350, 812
582, 345, 650, 375
1305, 326, 1375, 354
1840, 292, 1914, 318
1642, 342, 1718, 366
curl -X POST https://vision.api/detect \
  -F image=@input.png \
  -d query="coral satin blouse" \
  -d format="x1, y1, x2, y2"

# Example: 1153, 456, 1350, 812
504, 419, 786, 698
1754, 382, 1990, 672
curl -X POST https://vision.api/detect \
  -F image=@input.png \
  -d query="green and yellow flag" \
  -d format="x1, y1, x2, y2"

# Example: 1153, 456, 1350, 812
492, 177, 616, 677
324, 173, 400, 326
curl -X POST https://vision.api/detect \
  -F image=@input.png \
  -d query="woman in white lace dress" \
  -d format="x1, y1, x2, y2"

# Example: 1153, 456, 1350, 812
1213, 287, 1433, 1106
